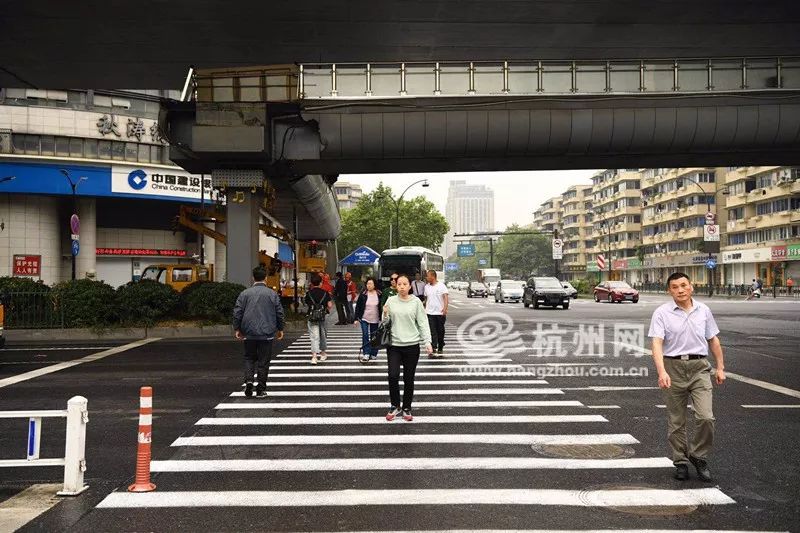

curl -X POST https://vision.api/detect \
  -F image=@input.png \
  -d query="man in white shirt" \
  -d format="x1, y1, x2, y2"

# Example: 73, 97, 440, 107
648, 271, 725, 482
424, 269, 449, 356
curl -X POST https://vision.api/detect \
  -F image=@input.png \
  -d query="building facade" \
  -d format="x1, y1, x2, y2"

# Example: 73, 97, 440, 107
333, 181, 363, 209
0, 88, 296, 287
559, 185, 593, 280
444, 180, 494, 258
539, 166, 800, 288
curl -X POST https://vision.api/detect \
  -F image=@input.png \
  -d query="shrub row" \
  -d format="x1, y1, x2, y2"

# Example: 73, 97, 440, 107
1, 277, 246, 328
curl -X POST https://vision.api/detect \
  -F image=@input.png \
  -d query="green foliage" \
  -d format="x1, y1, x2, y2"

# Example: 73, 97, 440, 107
338, 183, 449, 256
0, 276, 51, 294
115, 280, 180, 327
572, 278, 594, 295
446, 225, 554, 281
51, 279, 117, 328
184, 281, 247, 323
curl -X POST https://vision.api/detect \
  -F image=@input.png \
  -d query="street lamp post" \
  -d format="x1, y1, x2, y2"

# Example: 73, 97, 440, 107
379, 179, 430, 248
59, 170, 87, 281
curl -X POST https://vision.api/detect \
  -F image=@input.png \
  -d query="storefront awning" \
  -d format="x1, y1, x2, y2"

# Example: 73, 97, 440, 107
339, 245, 380, 266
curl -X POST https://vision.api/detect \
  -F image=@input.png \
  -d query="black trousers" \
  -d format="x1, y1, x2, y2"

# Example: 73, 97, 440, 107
387, 344, 420, 410
243, 339, 273, 389
334, 299, 347, 323
427, 314, 446, 351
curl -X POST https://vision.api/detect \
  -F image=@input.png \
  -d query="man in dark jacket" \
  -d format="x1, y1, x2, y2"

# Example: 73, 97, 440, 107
233, 266, 285, 398
333, 272, 349, 325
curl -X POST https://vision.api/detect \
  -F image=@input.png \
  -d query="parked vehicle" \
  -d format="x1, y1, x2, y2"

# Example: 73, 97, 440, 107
524, 276, 571, 309
140, 264, 214, 292
593, 280, 640, 303
467, 281, 489, 298
495, 279, 524, 303
562, 281, 578, 299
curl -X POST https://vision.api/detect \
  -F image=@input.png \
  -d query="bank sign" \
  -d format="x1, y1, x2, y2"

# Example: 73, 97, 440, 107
112, 165, 218, 201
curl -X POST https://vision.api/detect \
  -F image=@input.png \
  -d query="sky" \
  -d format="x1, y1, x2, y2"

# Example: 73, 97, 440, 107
339, 170, 600, 230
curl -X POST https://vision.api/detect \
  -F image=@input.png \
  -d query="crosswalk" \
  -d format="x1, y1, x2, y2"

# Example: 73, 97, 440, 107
91, 321, 761, 531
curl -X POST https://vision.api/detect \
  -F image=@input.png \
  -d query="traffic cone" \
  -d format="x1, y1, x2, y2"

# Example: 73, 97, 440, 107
128, 386, 156, 492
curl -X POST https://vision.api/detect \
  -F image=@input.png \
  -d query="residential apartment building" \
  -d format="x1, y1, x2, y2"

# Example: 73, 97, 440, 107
534, 165, 800, 287
444, 180, 494, 258
721, 166, 800, 285
586, 169, 642, 282
333, 181, 363, 209
559, 185, 593, 280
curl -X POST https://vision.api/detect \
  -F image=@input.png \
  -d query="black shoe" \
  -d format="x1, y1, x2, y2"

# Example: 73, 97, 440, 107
436, 348, 443, 355
690, 456, 713, 482
673, 464, 689, 481
244, 383, 254, 398
255, 388, 267, 398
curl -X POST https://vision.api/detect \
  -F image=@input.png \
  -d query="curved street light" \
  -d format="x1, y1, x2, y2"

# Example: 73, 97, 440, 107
378, 179, 430, 248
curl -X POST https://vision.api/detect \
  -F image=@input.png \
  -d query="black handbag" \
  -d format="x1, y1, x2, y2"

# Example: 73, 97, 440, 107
369, 317, 392, 349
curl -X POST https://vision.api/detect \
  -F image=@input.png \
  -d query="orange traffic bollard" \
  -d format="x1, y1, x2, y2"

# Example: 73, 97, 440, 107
128, 386, 156, 492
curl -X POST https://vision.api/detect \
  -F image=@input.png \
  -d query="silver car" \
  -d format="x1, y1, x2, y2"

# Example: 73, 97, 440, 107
561, 281, 578, 299
495, 279, 524, 303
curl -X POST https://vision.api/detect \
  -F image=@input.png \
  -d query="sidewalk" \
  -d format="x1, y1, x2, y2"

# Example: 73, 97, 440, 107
4, 319, 312, 343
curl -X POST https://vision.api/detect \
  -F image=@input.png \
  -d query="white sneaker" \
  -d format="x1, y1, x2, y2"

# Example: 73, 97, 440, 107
320, 353, 328, 361
311, 355, 318, 365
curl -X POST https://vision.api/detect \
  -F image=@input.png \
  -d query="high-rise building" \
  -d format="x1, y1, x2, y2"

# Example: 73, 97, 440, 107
333, 182, 363, 209
444, 180, 494, 257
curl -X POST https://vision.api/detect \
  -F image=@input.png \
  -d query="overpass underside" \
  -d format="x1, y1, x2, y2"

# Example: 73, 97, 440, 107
162, 59, 800, 283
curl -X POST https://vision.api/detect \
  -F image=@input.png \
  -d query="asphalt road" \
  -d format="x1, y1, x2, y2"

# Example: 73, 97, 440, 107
1, 291, 798, 532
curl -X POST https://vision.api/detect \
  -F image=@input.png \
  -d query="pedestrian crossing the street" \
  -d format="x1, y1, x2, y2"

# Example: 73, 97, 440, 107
91, 323, 754, 532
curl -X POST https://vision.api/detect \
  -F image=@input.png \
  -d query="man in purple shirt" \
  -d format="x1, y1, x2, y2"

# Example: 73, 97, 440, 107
648, 272, 726, 482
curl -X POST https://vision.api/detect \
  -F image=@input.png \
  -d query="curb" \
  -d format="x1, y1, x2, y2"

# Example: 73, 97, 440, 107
5, 320, 310, 343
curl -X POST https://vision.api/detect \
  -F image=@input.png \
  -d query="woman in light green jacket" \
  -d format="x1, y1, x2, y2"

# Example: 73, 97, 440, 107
382, 274, 433, 421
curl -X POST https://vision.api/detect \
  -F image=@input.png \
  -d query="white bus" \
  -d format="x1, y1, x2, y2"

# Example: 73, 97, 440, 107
379, 246, 445, 283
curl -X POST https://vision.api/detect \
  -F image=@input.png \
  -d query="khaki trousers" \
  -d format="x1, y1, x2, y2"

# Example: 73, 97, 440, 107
663, 357, 715, 465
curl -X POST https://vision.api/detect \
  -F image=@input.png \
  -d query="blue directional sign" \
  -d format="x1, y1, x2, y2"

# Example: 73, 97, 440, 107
478, 258, 488, 266
445, 262, 458, 271
705, 258, 716, 269
71, 240, 80, 257
457, 244, 475, 257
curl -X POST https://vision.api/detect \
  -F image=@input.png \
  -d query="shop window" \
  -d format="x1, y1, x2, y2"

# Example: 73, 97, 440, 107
172, 268, 193, 283
85, 139, 98, 158
69, 138, 83, 157
198, 268, 210, 281
138, 144, 150, 162
111, 141, 125, 161
125, 142, 138, 161
40, 135, 55, 156
150, 145, 161, 164
98, 140, 111, 159
55, 136, 69, 156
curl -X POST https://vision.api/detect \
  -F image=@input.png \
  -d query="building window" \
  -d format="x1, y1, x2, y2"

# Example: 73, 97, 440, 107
98, 140, 111, 159
125, 142, 138, 161
55, 136, 70, 156
85, 139, 98, 158
40, 135, 55, 156
756, 173, 774, 189
69, 138, 83, 157
728, 233, 745, 245
756, 202, 772, 216
111, 141, 125, 161
728, 207, 744, 220
697, 172, 715, 183
138, 144, 150, 162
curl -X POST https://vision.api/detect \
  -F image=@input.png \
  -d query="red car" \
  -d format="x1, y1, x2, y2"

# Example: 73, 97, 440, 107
593, 281, 639, 303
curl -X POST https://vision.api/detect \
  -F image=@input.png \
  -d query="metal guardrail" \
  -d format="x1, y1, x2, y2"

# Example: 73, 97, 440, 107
0, 396, 89, 496
187, 57, 800, 103
3, 292, 65, 329
633, 283, 800, 298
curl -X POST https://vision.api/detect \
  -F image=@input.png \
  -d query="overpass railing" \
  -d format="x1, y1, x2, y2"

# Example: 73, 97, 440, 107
190, 57, 800, 103
297, 58, 800, 99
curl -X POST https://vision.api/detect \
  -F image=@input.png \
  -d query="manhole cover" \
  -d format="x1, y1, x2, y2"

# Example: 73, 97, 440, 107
595, 484, 699, 516
531, 443, 635, 459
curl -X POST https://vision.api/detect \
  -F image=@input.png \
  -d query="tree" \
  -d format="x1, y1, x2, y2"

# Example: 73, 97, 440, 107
493, 224, 553, 279
337, 183, 449, 257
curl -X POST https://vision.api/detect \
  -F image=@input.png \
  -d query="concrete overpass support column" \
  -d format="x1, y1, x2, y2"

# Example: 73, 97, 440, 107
214, 221, 227, 281
75, 197, 96, 281
225, 190, 262, 286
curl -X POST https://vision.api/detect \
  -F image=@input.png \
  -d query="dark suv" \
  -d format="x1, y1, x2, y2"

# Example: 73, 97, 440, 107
467, 281, 489, 298
523, 276, 571, 310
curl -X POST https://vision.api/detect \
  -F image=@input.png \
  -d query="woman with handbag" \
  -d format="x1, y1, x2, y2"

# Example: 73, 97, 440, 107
382, 274, 433, 421
304, 272, 333, 365
354, 278, 382, 363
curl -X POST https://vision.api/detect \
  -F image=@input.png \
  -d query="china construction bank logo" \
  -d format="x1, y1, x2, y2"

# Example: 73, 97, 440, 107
456, 311, 527, 364
127, 169, 148, 190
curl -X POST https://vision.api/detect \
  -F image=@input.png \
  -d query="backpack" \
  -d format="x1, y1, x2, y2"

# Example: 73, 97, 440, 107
307, 291, 327, 322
